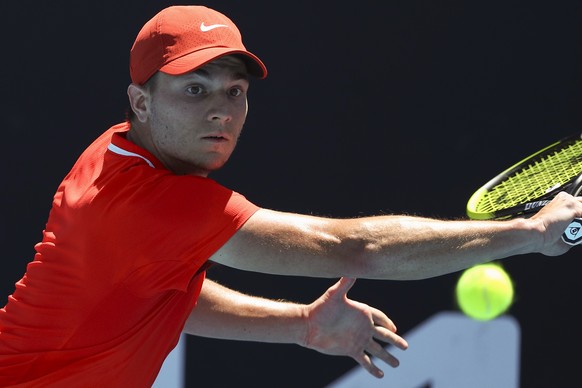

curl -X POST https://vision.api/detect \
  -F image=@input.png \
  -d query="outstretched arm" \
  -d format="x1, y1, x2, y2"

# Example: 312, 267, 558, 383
211, 192, 582, 280
183, 277, 408, 378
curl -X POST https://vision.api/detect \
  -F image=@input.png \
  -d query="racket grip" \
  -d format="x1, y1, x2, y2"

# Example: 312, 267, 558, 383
562, 218, 582, 245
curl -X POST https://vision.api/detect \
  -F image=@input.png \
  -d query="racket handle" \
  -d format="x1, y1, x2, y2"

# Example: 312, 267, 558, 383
562, 218, 582, 245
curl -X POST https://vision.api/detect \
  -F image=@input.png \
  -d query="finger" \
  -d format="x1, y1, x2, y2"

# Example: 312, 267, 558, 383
353, 352, 385, 379
369, 306, 397, 332
374, 326, 409, 350
334, 277, 356, 295
365, 339, 401, 368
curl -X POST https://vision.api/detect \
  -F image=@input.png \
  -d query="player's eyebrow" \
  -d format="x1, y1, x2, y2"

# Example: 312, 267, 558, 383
182, 68, 249, 84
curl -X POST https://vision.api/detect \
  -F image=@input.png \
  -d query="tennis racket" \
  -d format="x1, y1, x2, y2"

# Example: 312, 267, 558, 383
466, 132, 582, 245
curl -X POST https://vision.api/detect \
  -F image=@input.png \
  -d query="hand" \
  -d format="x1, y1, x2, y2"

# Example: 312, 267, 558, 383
302, 277, 408, 378
531, 192, 582, 255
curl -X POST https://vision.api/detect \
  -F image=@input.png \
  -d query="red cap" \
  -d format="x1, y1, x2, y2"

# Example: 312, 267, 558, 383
130, 6, 267, 85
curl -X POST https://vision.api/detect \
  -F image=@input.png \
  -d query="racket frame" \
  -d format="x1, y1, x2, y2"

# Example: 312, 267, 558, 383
467, 133, 582, 220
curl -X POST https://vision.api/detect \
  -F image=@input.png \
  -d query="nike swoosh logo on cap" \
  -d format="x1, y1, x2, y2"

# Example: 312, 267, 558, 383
200, 22, 229, 32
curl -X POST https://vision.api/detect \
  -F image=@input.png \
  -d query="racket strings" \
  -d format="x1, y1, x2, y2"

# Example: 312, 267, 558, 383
478, 140, 582, 212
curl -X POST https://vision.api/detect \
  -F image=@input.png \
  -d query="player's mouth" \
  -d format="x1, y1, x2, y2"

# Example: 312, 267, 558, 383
202, 135, 228, 142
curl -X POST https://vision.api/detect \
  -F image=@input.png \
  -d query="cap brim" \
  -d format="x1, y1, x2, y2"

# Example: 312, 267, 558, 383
159, 47, 267, 79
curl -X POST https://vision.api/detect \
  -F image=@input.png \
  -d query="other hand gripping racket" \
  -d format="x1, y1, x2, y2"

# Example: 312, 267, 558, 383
466, 132, 582, 245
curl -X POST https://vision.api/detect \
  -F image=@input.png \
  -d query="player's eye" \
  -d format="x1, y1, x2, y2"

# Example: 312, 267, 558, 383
228, 87, 244, 97
186, 85, 204, 95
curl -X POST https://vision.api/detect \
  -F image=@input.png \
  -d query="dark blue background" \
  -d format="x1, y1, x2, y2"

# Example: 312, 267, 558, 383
2, 1, 581, 387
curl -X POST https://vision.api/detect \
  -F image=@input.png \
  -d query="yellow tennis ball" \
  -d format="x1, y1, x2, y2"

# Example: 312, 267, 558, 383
455, 263, 514, 321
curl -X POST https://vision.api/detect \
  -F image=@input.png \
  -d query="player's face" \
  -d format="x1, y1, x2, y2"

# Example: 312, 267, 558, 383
146, 56, 250, 176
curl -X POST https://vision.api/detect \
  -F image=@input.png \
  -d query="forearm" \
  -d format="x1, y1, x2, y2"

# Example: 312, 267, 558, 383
183, 278, 308, 345
346, 215, 536, 280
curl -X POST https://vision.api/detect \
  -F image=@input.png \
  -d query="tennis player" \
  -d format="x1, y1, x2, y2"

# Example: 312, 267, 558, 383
1, 5, 581, 387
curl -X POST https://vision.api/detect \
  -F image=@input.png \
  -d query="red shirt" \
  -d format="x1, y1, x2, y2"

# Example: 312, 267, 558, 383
0, 122, 259, 387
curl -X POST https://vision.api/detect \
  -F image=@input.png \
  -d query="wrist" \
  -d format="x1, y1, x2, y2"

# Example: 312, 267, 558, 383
297, 304, 312, 348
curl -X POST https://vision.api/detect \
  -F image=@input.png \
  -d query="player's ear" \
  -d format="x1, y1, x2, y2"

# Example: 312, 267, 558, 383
127, 83, 150, 123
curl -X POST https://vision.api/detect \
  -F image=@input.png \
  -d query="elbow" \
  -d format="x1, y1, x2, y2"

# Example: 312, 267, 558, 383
331, 240, 384, 278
